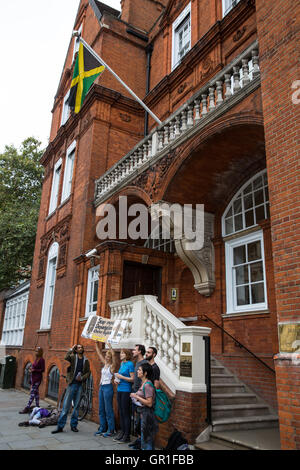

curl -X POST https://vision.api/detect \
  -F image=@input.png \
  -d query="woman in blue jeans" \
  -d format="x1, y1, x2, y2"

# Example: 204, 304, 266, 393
95, 342, 118, 437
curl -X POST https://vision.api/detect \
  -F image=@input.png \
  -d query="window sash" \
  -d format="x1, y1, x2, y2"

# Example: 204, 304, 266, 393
85, 266, 99, 316
40, 244, 58, 330
49, 160, 62, 214
61, 91, 71, 126
1, 293, 29, 346
222, 0, 241, 17
225, 232, 268, 314
61, 143, 76, 202
172, 3, 191, 70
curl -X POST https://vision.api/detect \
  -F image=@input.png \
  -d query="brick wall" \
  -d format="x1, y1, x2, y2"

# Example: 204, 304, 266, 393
256, 0, 300, 449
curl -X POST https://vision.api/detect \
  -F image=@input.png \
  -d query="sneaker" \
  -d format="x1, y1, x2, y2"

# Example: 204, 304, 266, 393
18, 421, 29, 427
94, 430, 106, 436
119, 435, 131, 443
19, 407, 30, 414
71, 427, 79, 432
103, 431, 115, 438
113, 431, 124, 442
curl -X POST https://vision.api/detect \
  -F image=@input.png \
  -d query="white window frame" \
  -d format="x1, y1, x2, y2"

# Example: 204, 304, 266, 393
61, 141, 76, 203
225, 231, 268, 314
1, 292, 29, 346
222, 0, 241, 17
48, 158, 62, 215
222, 169, 269, 237
61, 90, 71, 126
40, 242, 59, 329
172, 2, 191, 70
85, 266, 100, 317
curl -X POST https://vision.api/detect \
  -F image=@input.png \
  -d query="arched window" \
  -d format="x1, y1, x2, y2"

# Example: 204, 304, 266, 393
47, 366, 60, 400
40, 242, 59, 329
222, 170, 269, 314
23, 362, 32, 390
222, 170, 269, 236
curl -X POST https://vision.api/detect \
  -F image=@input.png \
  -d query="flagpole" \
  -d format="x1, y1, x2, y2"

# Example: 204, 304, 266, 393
73, 32, 162, 126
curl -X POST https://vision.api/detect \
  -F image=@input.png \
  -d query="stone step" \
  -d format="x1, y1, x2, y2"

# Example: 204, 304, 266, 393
212, 393, 258, 406
212, 403, 270, 420
195, 440, 242, 451
211, 383, 246, 394
211, 366, 227, 375
211, 374, 238, 384
212, 415, 279, 432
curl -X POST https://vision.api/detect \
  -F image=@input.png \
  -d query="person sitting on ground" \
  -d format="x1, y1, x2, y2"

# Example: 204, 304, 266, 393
51, 344, 90, 434
19, 347, 45, 414
19, 407, 51, 427
94, 341, 118, 437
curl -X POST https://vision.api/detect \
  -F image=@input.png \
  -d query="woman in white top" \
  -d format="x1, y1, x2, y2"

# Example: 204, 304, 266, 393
94, 342, 117, 437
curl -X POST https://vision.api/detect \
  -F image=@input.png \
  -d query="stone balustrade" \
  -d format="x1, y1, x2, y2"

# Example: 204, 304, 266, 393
94, 41, 260, 207
109, 295, 211, 394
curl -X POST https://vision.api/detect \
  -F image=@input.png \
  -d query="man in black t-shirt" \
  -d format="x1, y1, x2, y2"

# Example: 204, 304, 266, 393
145, 347, 160, 389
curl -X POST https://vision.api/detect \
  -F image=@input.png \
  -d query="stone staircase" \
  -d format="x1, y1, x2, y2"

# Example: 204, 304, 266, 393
195, 356, 280, 450
210, 356, 278, 432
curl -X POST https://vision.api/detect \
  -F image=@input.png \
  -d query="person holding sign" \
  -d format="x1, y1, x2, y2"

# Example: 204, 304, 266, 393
94, 342, 117, 437
113, 349, 134, 443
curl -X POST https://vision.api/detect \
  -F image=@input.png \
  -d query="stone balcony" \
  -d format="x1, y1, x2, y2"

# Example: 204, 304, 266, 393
94, 40, 260, 207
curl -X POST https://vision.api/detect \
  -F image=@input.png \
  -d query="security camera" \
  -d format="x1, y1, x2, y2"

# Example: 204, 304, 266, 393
85, 248, 98, 258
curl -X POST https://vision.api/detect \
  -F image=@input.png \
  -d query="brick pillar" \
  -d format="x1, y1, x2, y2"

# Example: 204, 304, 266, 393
256, 0, 300, 450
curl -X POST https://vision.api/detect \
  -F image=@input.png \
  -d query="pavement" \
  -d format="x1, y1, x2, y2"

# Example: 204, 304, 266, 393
0, 388, 133, 450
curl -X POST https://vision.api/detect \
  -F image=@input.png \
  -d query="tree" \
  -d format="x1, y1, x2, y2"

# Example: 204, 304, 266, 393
0, 137, 44, 290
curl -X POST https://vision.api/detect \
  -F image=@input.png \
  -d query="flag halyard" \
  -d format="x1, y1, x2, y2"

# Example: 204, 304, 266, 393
67, 42, 105, 114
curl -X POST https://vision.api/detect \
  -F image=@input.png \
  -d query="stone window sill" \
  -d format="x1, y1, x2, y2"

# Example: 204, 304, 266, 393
222, 310, 270, 319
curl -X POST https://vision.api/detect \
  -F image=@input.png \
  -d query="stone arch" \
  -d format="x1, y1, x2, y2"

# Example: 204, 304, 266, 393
156, 113, 265, 206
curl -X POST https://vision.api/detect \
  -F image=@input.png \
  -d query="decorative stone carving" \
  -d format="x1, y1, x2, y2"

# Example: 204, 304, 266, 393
119, 113, 131, 122
150, 201, 215, 296
233, 26, 247, 42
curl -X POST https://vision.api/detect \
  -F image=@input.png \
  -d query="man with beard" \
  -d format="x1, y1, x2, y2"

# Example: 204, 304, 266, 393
145, 347, 160, 389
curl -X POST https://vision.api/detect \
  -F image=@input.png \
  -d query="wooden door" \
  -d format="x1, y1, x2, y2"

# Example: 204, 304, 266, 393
122, 262, 162, 302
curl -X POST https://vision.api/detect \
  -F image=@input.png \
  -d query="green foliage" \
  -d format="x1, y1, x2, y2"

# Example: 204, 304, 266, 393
0, 137, 44, 290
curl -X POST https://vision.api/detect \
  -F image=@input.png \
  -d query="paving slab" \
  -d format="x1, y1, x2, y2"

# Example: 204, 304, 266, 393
0, 388, 132, 451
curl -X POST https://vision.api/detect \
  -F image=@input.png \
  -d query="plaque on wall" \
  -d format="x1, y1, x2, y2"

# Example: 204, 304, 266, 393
180, 355, 192, 377
182, 343, 191, 353
279, 323, 300, 353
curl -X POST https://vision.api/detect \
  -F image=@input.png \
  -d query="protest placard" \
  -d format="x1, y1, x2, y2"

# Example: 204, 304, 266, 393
81, 315, 127, 344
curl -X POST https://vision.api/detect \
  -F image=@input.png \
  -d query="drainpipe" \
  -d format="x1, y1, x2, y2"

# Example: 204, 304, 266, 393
144, 44, 153, 137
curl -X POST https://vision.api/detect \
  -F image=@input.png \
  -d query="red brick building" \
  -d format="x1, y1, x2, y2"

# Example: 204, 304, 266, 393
1, 0, 299, 449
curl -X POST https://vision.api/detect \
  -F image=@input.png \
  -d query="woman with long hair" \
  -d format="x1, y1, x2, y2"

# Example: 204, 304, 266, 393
130, 362, 158, 450
113, 349, 134, 443
19, 347, 45, 414
94, 342, 118, 437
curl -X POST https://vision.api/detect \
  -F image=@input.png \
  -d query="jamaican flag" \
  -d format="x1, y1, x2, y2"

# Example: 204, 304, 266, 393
67, 42, 105, 114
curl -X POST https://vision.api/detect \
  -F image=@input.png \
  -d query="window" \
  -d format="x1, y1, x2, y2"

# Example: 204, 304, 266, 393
61, 90, 71, 126
225, 231, 268, 313
144, 219, 175, 253
47, 366, 60, 400
172, 3, 191, 70
85, 266, 99, 316
40, 243, 59, 329
23, 362, 32, 390
1, 290, 29, 347
222, 0, 241, 17
49, 159, 62, 215
61, 141, 76, 202
222, 170, 269, 236
223, 170, 269, 314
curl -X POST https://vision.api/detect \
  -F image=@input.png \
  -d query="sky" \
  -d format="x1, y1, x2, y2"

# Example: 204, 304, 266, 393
0, 0, 121, 154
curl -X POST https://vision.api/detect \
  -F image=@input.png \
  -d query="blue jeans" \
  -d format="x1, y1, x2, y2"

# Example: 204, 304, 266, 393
98, 384, 115, 433
57, 383, 82, 429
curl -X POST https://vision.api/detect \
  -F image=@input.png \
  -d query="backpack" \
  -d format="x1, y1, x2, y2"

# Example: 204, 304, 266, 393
165, 430, 188, 450
143, 381, 172, 423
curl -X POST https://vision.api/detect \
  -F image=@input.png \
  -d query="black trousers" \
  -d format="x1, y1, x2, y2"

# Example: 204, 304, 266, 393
117, 391, 131, 438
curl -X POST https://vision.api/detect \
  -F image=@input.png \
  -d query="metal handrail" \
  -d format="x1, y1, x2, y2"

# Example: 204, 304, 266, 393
202, 314, 275, 374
